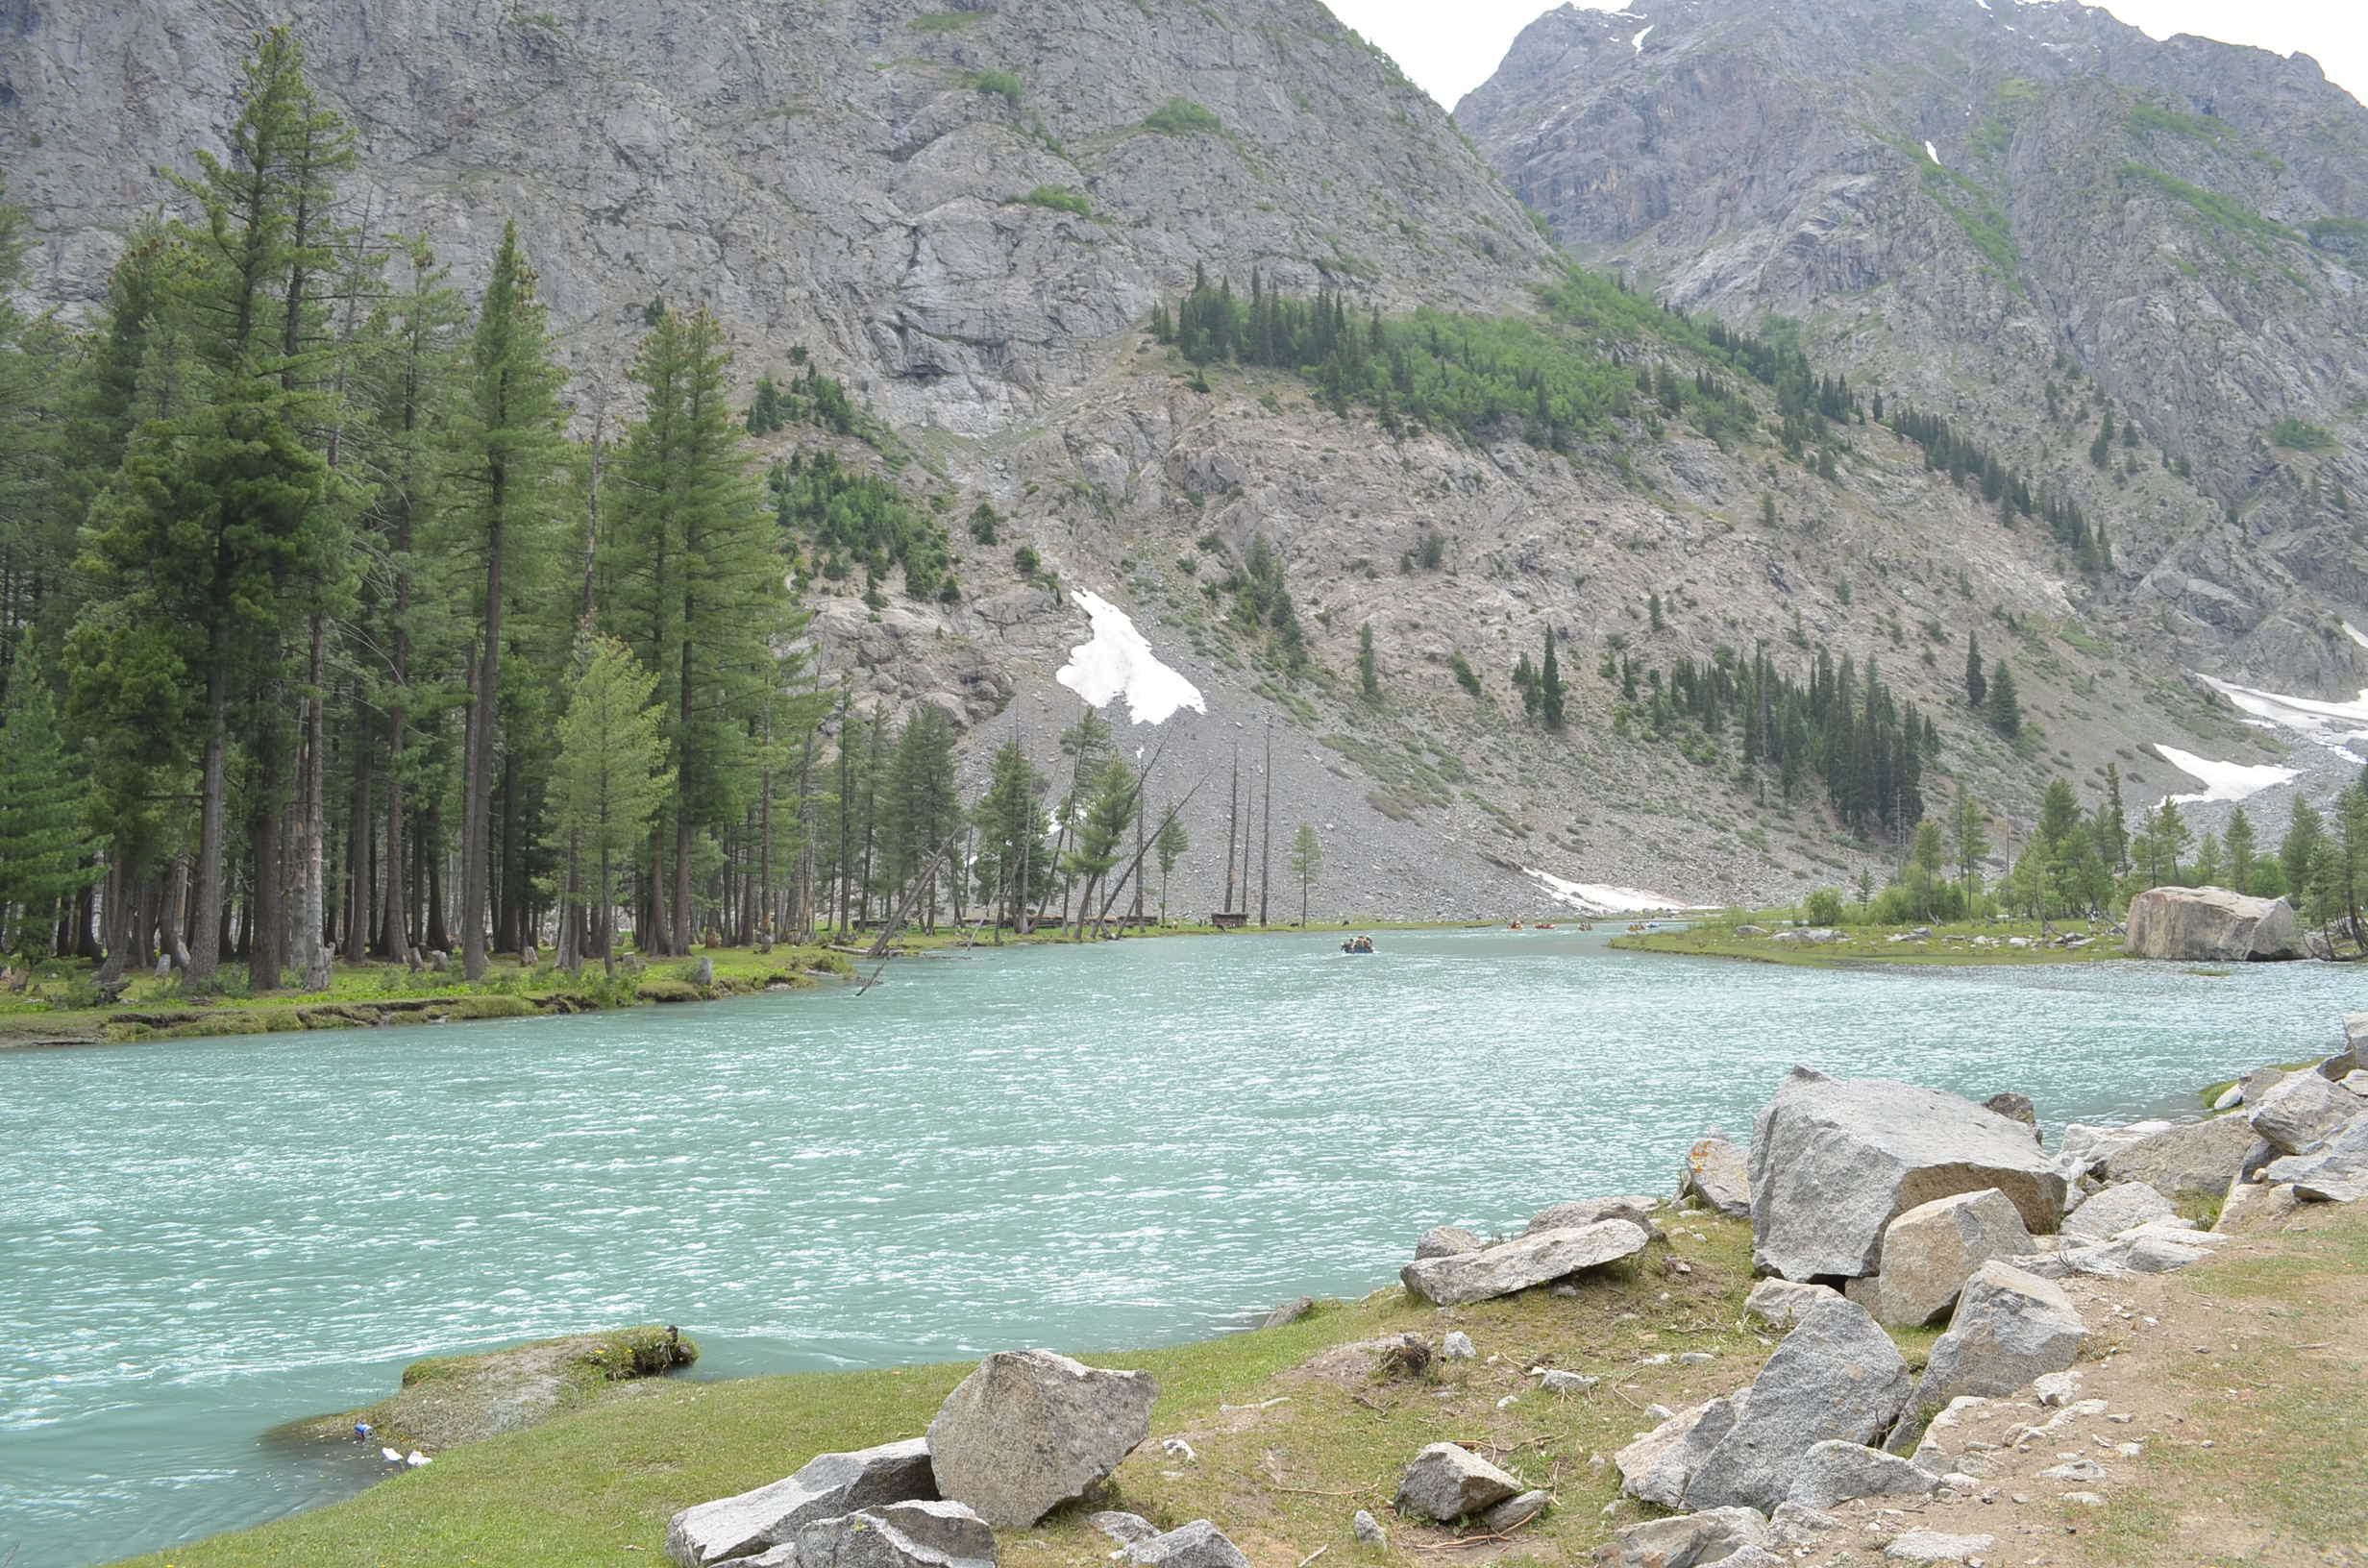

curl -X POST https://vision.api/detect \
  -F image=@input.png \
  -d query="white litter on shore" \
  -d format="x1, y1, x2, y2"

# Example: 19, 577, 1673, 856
1056, 590, 1206, 726
1524, 867, 1689, 915
2152, 745, 2299, 807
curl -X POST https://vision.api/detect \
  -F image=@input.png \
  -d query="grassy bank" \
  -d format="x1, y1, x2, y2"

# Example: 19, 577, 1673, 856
1613, 913, 2126, 968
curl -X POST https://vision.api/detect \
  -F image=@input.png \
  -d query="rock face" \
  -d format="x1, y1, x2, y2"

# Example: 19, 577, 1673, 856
925, 1350, 1157, 1529
1394, 1443, 1521, 1521
2060, 1182, 2174, 1241
2097, 1116, 2261, 1201
1684, 1299, 1912, 1512
1749, 1069, 2066, 1282
1851, 1188, 2033, 1328
793, 1503, 997, 1568
2125, 888, 2305, 963
665, 1438, 937, 1567
1678, 1132, 1753, 1218
2249, 1072, 2368, 1156
1912, 1262, 2086, 1412
1399, 1219, 1649, 1305
1616, 1398, 1745, 1508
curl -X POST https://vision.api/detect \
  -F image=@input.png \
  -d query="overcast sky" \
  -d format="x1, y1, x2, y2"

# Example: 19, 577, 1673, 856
1323, 0, 2368, 112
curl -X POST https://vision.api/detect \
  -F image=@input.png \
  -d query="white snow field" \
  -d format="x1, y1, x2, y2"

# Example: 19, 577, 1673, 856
1056, 589, 1207, 726
1524, 867, 1691, 915
2152, 744, 2300, 807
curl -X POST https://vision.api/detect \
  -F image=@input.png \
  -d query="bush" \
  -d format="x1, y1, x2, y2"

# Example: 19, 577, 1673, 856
1804, 888, 1846, 926
1144, 96, 1222, 137
1004, 184, 1089, 217
444, 994, 536, 1021
1014, 544, 1041, 576
970, 68, 1022, 106
2269, 416, 2335, 452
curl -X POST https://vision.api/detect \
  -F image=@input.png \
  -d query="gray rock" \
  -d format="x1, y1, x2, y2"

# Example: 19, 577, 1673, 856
1260, 1296, 1316, 1329
1714, 1552, 1786, 1568
694, 956, 716, 987
1600, 1507, 1772, 1568
925, 1349, 1157, 1528
2060, 1181, 2175, 1241
1536, 1368, 1597, 1393
2097, 1115, 2259, 1201
1982, 1092, 2038, 1136
1786, 1441, 1940, 1509
2249, 1072, 2367, 1157
1478, 1489, 1549, 1532
1767, 1501, 1841, 1548
1685, 1299, 1912, 1512
2211, 1084, 2245, 1112
1770, 927, 1847, 944
1856, 1188, 2034, 1327
1351, 1509, 1386, 1547
663, 1437, 938, 1567
1912, 1262, 2086, 1414
793, 1502, 997, 1568
2124, 887, 2303, 962
1394, 1442, 1520, 1522
1441, 1331, 1475, 1360
2242, 1066, 2295, 1102
1748, 1068, 2067, 1282
1882, 1531, 1997, 1563
2331, 1014, 2368, 1076
2055, 1120, 2177, 1180
1122, 1522, 1248, 1568
2258, 1113, 2368, 1195
1615, 1397, 1743, 1507
1525, 1195, 1663, 1238
1743, 1277, 1842, 1328
1091, 1512, 1161, 1546
1414, 1225, 1483, 1260
1399, 1219, 1648, 1305
1677, 1130, 1753, 1218
2041, 1458, 2108, 1482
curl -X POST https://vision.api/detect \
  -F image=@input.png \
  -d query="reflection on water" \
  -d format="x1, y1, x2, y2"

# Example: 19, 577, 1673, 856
1, 929, 2354, 1565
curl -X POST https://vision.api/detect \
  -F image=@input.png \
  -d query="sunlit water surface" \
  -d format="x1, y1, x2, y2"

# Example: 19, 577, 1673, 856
3, 929, 2358, 1566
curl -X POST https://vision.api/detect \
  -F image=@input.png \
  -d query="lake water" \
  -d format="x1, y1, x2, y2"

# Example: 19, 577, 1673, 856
3, 929, 2358, 1567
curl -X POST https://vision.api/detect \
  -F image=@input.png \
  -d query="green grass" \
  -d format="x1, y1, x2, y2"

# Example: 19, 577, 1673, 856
1143, 96, 1224, 137
2268, 415, 2335, 452
969, 67, 1022, 106
912, 10, 983, 31
119, 1215, 1786, 1567
1004, 183, 1091, 217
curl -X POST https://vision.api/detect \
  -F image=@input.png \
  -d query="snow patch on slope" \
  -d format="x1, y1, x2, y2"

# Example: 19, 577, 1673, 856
1924, 139, 1942, 164
2345, 621, 2368, 652
1056, 590, 1207, 726
2195, 674, 2368, 754
2152, 745, 2299, 807
1632, 23, 1654, 51
1524, 868, 1690, 915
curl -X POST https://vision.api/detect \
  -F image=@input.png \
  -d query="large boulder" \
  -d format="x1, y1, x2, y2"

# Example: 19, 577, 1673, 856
925, 1350, 1157, 1528
1121, 1522, 1249, 1568
2248, 1072, 2368, 1157
1910, 1262, 2085, 1414
1400, 1219, 1648, 1305
1683, 1299, 1912, 1512
1748, 1069, 2067, 1282
1598, 1507, 1772, 1568
1526, 1196, 1664, 1237
2259, 1114, 2368, 1202
1414, 1225, 1483, 1259
2096, 1115, 2260, 1201
1743, 1278, 1842, 1329
1394, 1442, 1521, 1521
1678, 1131, 1752, 1218
1785, 1441, 1939, 1510
1616, 1396, 1746, 1507
793, 1502, 996, 1568
1849, 1188, 2033, 1328
2124, 886, 2303, 962
664, 1438, 938, 1566
2060, 1182, 2174, 1240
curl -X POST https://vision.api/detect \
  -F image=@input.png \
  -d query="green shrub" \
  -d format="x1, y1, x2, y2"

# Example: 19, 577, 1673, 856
913, 11, 981, 31
635, 979, 701, 1004
1804, 888, 1846, 926
1144, 97, 1222, 137
970, 68, 1022, 107
2269, 416, 2335, 452
444, 994, 536, 1021
1005, 184, 1090, 217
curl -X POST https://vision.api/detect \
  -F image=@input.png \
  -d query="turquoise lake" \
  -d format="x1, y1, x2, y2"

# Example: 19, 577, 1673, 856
3, 928, 2359, 1566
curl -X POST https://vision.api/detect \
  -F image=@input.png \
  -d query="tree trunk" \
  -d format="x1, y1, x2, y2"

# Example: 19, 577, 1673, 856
160, 856, 193, 974
248, 711, 287, 992
460, 502, 506, 980
345, 702, 373, 964
186, 667, 231, 990
424, 810, 449, 954
298, 616, 333, 992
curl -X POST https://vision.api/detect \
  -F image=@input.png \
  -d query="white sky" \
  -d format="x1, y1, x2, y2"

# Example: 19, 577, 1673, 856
1323, 0, 2368, 112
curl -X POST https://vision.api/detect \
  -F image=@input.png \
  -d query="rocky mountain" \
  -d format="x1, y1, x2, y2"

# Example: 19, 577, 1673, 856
2, 0, 2356, 917
1460, 0, 2368, 697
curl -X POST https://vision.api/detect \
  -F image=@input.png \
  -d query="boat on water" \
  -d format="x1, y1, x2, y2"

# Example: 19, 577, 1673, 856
1341, 934, 1376, 954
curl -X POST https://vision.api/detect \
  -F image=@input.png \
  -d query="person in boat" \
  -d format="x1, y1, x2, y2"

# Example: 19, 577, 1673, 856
1342, 933, 1375, 953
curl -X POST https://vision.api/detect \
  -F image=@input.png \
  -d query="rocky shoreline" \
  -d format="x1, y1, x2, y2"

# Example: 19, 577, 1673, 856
649, 1010, 2368, 1568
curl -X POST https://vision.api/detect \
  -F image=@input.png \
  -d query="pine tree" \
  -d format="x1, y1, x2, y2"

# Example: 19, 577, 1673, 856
2281, 800, 2327, 914
1540, 627, 1566, 731
1986, 659, 2020, 738
973, 739, 1043, 937
444, 221, 571, 981
1963, 630, 1986, 708
1154, 813, 1189, 923
603, 306, 791, 953
0, 668, 99, 954
2225, 805, 2257, 895
1063, 756, 1136, 939
1950, 783, 1989, 904
1357, 623, 1378, 699
549, 635, 672, 977
1290, 821, 1322, 926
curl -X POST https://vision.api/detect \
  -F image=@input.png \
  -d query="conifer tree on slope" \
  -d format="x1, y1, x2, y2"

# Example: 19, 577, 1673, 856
549, 635, 673, 978
0, 666, 99, 955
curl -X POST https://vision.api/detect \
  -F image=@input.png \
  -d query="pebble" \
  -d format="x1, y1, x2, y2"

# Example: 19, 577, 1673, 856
1495, 1395, 1518, 1409
1642, 1403, 1674, 1420
1351, 1509, 1386, 1547
1678, 1351, 1714, 1364
1442, 1331, 1475, 1360
2060, 1491, 2107, 1507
